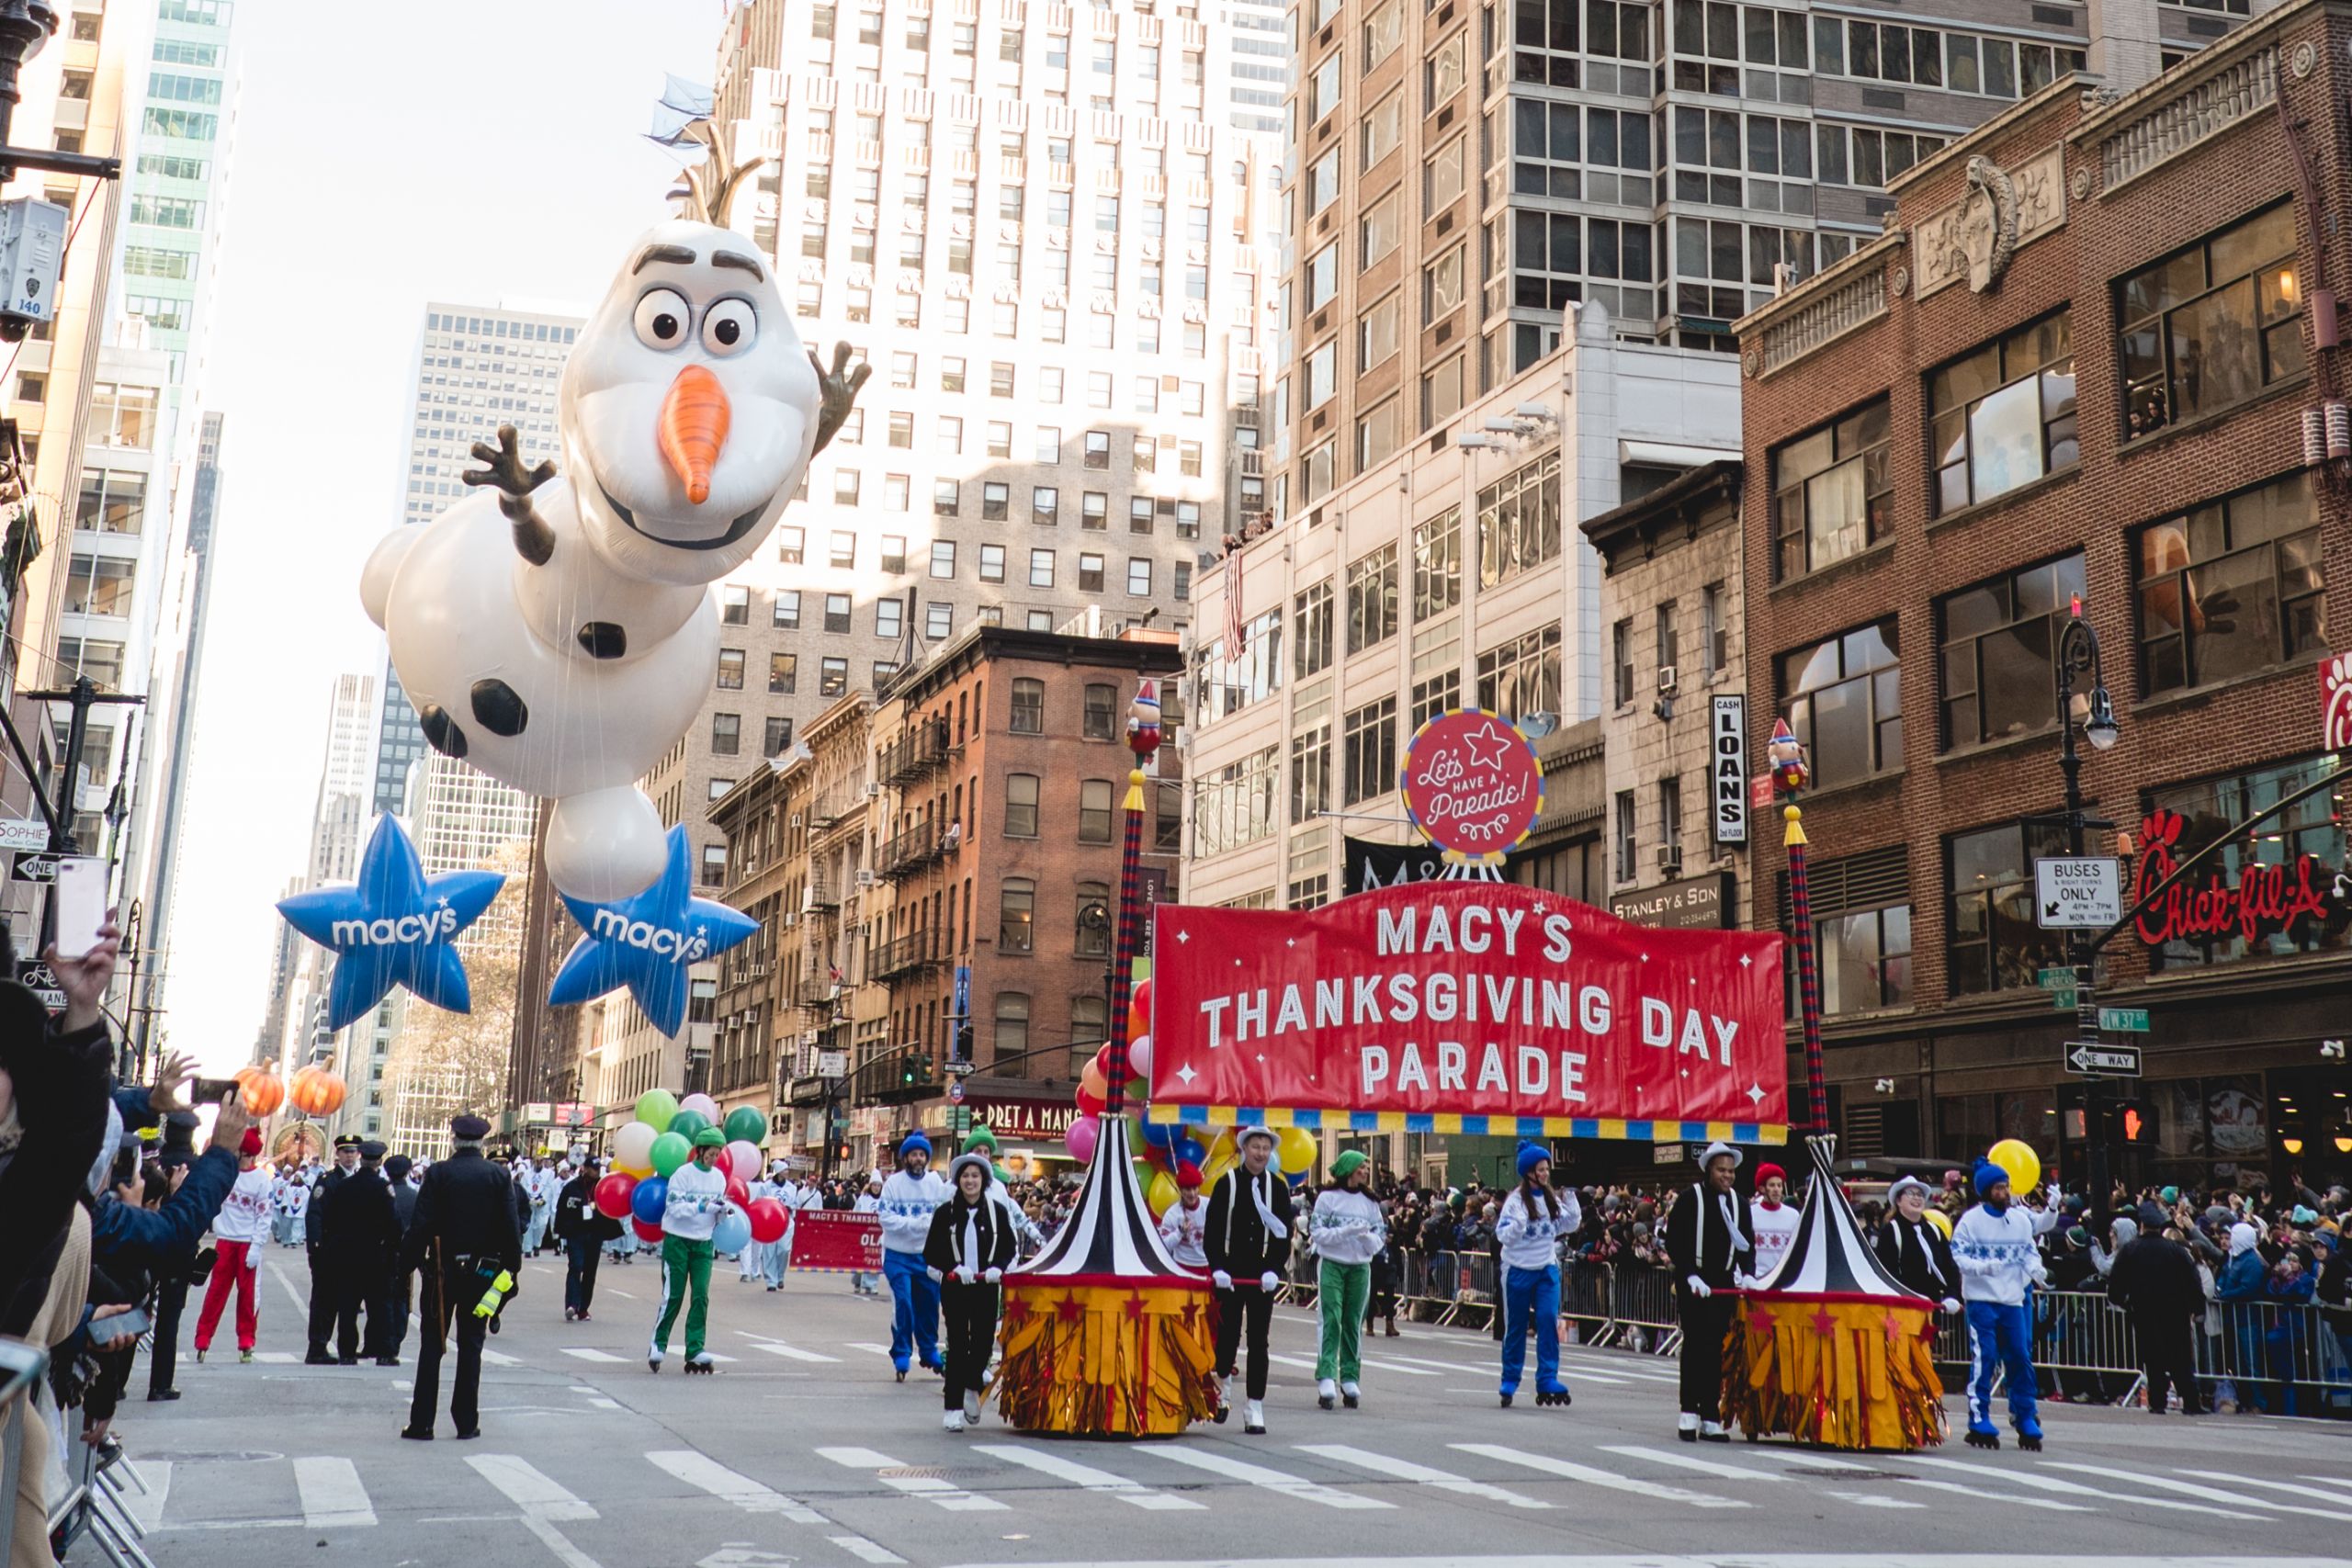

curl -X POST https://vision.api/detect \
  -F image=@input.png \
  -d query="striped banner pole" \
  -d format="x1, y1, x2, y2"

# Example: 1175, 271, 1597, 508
1102, 680, 1161, 1117
1784, 803, 1829, 1134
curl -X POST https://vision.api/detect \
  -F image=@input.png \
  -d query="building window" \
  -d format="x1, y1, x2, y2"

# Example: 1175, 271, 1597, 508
715, 649, 745, 690
1155, 782, 1182, 852
778, 526, 805, 564
1413, 507, 1462, 620
1078, 779, 1114, 842
1781, 621, 1901, 788
1193, 746, 1281, 856
1291, 722, 1330, 823
926, 602, 954, 639
1341, 696, 1397, 805
775, 591, 801, 629
1079, 552, 1104, 592
1029, 547, 1056, 587
1476, 451, 1562, 588
1701, 582, 1728, 676
1476, 624, 1562, 722
1010, 678, 1045, 733
1410, 670, 1460, 730
1074, 881, 1113, 958
1612, 619, 1634, 706
711, 712, 741, 755
824, 593, 852, 633
820, 657, 848, 696
983, 482, 1010, 521
1614, 791, 1637, 882
1939, 553, 2086, 748
1771, 400, 1892, 581
1033, 487, 1058, 526
1126, 557, 1151, 596
930, 541, 956, 579
2137, 470, 2323, 695
1346, 543, 1400, 654
720, 585, 750, 625
701, 844, 730, 886
999, 878, 1035, 952
979, 544, 1006, 581
1784, 845, 1913, 1015
763, 716, 794, 757
1083, 682, 1117, 739
1295, 581, 1334, 678
2120, 201, 2303, 437
1195, 612, 1284, 721
1357, 398, 1400, 470
1931, 311, 2078, 514
876, 599, 903, 640
1359, 188, 1400, 269
1005, 773, 1041, 837
1947, 820, 2070, 997
769, 652, 797, 694
992, 992, 1031, 1062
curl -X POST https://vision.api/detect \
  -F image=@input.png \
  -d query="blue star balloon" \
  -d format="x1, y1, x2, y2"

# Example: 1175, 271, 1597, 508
277, 816, 507, 1031
548, 826, 758, 1036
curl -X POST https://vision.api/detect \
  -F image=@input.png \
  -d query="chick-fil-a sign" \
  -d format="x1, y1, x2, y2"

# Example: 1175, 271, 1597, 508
2133, 807, 2333, 948
1398, 709, 1544, 863
1148, 883, 1787, 1128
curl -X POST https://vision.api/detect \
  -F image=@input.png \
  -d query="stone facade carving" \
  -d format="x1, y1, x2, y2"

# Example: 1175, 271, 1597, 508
1915, 145, 2065, 298
1752, 265, 1889, 378
2098, 45, 2278, 194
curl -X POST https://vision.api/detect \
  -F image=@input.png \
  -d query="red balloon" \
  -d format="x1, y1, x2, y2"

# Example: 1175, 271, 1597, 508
1076, 1084, 1105, 1116
633, 1216, 664, 1244
594, 1172, 638, 1220
725, 1174, 752, 1211
1129, 980, 1153, 1037
746, 1196, 789, 1246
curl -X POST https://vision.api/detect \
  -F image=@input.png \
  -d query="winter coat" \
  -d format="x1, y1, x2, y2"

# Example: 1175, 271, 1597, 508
922, 1193, 1017, 1282
2107, 1234, 2205, 1322
1872, 1213, 1960, 1301
1204, 1164, 1295, 1280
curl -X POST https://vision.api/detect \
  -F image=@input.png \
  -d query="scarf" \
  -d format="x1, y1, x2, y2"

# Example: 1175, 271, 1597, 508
1224, 1166, 1290, 1252
956, 1197, 991, 1276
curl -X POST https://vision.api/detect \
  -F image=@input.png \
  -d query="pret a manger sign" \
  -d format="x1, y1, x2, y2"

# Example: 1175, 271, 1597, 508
1149, 883, 1787, 1129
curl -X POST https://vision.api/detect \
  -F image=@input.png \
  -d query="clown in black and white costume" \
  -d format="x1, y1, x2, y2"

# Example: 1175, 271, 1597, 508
1204, 1123, 1295, 1435
923, 1153, 1018, 1432
1663, 1140, 1755, 1440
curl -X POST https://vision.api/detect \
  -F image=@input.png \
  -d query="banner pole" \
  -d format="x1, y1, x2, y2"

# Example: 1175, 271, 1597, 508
1102, 680, 1162, 1117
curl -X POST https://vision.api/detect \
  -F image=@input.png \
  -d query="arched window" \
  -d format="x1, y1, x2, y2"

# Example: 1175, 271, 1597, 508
1082, 682, 1118, 739
1074, 880, 1112, 957
1069, 994, 1109, 1078
999, 877, 1035, 953
994, 992, 1031, 1066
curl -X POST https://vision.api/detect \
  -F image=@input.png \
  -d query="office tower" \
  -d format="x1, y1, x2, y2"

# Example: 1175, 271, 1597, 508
372, 302, 582, 818
272, 671, 378, 1092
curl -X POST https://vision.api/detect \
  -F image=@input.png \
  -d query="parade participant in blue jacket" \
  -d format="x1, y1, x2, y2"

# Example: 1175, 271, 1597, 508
1495, 1142, 1580, 1409
1952, 1156, 2063, 1450
877, 1133, 948, 1381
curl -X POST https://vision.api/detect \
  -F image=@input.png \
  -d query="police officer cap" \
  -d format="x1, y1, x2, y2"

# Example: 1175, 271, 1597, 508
334, 1134, 363, 1151
449, 1113, 492, 1141
359, 1139, 388, 1159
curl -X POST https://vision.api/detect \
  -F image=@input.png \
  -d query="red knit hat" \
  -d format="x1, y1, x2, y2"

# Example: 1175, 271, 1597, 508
1755, 1162, 1786, 1185
240, 1126, 265, 1157
1175, 1160, 1204, 1189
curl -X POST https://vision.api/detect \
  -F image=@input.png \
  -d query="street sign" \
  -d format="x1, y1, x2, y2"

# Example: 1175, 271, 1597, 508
1653, 1143, 1686, 1165
2065, 1041, 2143, 1077
14, 960, 56, 991
943, 1059, 977, 1077
2098, 1007, 2151, 1033
0, 818, 44, 853
7, 852, 59, 885
2050, 987, 2078, 1010
2036, 966, 2075, 989
945, 1076, 965, 1104
816, 1050, 848, 1077
2034, 856, 2122, 930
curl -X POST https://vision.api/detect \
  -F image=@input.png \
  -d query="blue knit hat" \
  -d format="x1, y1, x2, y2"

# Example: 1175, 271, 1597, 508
899, 1131, 933, 1161
1973, 1157, 2010, 1198
1518, 1141, 1551, 1179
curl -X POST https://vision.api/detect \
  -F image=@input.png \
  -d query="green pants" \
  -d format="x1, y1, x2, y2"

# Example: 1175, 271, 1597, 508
1315, 1258, 1370, 1382
655, 1235, 714, 1359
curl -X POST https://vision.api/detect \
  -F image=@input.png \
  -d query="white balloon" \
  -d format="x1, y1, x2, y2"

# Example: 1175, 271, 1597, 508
680, 1093, 720, 1122
614, 1122, 657, 1171
1127, 1034, 1153, 1079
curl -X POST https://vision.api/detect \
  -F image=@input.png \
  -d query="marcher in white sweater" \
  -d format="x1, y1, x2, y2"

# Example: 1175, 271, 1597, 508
1308, 1149, 1384, 1409
1494, 1142, 1580, 1406
877, 1133, 949, 1377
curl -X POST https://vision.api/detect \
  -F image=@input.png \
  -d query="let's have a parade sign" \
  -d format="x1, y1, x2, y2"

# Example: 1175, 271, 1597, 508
1398, 708, 1543, 864
1148, 883, 1787, 1135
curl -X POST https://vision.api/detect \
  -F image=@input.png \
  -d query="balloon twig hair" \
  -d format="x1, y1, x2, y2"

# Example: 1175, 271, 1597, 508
670, 118, 767, 231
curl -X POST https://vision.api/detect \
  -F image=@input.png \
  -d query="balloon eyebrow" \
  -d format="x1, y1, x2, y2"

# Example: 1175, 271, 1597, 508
712, 250, 764, 280
633, 244, 697, 274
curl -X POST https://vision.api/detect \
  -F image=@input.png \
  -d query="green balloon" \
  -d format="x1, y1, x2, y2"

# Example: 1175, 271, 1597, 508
724, 1106, 767, 1145
650, 1131, 692, 1177
635, 1089, 679, 1133
667, 1110, 711, 1145
1124, 1116, 1149, 1156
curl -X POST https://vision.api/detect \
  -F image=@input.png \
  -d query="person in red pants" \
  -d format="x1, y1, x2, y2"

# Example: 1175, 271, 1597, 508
194, 1126, 273, 1360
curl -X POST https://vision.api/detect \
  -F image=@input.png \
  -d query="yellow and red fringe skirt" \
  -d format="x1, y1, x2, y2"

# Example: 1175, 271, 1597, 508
997, 1274, 1220, 1438
1721, 1292, 1946, 1451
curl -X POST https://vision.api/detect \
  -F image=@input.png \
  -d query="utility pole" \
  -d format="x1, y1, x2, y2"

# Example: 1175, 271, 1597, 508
2049, 598, 2120, 1209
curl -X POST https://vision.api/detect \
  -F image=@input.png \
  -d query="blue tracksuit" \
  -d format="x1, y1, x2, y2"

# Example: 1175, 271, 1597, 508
1952, 1197, 2059, 1436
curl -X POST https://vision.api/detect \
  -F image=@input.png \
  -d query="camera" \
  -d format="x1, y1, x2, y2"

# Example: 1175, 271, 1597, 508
0, 198, 67, 344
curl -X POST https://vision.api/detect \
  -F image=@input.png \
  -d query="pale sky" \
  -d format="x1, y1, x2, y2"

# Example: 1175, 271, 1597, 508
167, 0, 724, 1069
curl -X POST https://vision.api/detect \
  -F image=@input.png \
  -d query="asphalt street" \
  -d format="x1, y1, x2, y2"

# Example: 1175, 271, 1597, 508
87, 1247, 2352, 1568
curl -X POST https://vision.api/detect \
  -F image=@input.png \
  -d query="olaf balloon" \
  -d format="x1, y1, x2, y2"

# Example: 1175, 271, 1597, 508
360, 136, 868, 901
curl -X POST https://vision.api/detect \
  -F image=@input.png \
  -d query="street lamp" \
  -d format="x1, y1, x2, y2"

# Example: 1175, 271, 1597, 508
2054, 595, 2119, 1206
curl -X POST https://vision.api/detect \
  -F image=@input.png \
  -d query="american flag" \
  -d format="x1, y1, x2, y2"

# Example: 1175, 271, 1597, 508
1226, 545, 1246, 657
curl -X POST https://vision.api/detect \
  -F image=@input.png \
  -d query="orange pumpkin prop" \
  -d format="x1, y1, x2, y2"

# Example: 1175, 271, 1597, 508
234, 1067, 286, 1117
288, 1066, 347, 1117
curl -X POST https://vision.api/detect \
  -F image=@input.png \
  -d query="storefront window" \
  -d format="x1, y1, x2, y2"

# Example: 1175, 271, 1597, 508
2136, 753, 2346, 971
1946, 819, 2070, 996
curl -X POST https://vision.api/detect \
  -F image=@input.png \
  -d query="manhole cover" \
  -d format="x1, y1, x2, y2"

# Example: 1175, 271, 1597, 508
140, 1450, 282, 1464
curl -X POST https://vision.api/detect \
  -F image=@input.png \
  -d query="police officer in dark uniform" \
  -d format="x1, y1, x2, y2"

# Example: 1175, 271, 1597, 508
377, 1153, 419, 1364
324, 1140, 401, 1363
305, 1134, 361, 1364
401, 1114, 521, 1440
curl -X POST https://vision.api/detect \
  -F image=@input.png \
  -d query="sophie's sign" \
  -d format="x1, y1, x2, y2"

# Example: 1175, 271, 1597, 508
1398, 708, 1544, 865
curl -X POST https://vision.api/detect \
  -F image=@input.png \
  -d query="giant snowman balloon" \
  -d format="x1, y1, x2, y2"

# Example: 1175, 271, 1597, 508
362, 192, 865, 901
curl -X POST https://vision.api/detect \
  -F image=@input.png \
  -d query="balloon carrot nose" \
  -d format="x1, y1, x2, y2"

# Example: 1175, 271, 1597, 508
659, 363, 730, 504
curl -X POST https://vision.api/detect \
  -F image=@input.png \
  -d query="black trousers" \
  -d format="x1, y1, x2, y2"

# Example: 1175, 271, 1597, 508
1214, 1285, 1275, 1400
1678, 1288, 1734, 1419
940, 1279, 999, 1409
334, 1255, 384, 1360
564, 1235, 601, 1314
2139, 1313, 2205, 1413
409, 1265, 492, 1435
147, 1271, 189, 1394
306, 1247, 337, 1356
375, 1270, 411, 1359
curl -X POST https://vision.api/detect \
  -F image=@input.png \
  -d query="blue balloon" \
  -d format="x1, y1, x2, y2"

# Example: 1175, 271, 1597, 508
1140, 1120, 1178, 1148
631, 1174, 669, 1225
1173, 1135, 1207, 1167
1286, 1168, 1308, 1187
548, 827, 760, 1036
712, 1202, 752, 1257
277, 815, 505, 1030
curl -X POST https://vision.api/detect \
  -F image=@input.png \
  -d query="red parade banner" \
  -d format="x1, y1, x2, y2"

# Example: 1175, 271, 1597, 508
1148, 882, 1788, 1132
787, 1210, 883, 1273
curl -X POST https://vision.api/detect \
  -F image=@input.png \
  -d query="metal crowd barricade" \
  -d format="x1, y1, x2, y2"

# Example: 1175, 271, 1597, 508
1597, 1261, 1683, 1356
1560, 1258, 1612, 1343
1449, 1253, 1498, 1328
0, 1341, 41, 1568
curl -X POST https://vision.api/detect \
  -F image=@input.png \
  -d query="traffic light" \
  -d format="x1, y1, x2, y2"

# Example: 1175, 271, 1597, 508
2116, 1099, 2148, 1144
899, 1052, 917, 1085
916, 1052, 933, 1082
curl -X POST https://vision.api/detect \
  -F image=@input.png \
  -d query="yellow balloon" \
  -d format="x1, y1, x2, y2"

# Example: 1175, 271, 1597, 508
1925, 1208, 1952, 1239
1204, 1129, 1237, 1167
1986, 1138, 2041, 1194
1202, 1154, 1236, 1190
1276, 1126, 1317, 1175
1145, 1170, 1179, 1218
615, 1159, 654, 1179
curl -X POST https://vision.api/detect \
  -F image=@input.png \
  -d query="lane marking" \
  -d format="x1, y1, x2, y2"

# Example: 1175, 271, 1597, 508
845, 1341, 894, 1355
1600, 1444, 1792, 1483
817, 1446, 1007, 1511
1898, 1475, 2093, 1512
561, 1348, 628, 1363
743, 1340, 842, 1363
2052, 1461, 2345, 1521
972, 1441, 1204, 1509
481, 1349, 523, 1366
1141, 1446, 1396, 1510
2180, 1468, 2352, 1517
646, 1450, 827, 1522
1452, 1443, 1747, 1509
1822, 1490, 1925, 1510
1293, 1443, 1550, 1508
266, 1263, 307, 1314
465, 1454, 599, 1522
1905, 1455, 2262, 1518
831, 1536, 906, 1563
292, 1455, 377, 1529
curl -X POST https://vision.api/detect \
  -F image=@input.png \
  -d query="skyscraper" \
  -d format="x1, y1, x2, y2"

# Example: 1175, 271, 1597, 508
272, 671, 378, 1089
372, 302, 582, 818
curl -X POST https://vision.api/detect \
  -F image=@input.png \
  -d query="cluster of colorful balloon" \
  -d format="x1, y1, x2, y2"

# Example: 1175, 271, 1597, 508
591, 1089, 792, 1253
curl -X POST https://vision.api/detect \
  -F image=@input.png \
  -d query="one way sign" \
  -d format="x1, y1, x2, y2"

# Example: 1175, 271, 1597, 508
2035, 856, 2121, 930
2065, 1041, 2143, 1077
7, 852, 60, 885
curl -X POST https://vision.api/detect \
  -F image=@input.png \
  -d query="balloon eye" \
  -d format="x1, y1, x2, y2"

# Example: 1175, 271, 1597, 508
633, 288, 690, 350
702, 299, 757, 357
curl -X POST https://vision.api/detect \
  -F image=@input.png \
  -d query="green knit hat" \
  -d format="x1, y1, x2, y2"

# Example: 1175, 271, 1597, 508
693, 1127, 727, 1149
1330, 1149, 1368, 1182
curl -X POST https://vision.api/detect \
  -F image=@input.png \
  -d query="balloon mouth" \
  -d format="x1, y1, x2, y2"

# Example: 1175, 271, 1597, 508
592, 474, 771, 552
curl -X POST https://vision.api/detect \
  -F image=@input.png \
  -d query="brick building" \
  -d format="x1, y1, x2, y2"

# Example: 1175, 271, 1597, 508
1736, 9, 2350, 1190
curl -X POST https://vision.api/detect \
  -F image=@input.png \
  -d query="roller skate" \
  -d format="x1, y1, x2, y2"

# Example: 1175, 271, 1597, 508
1317, 1378, 1337, 1411
648, 1341, 666, 1373
1340, 1381, 1361, 1409
1535, 1384, 1572, 1407
1244, 1398, 1266, 1435
1964, 1421, 2000, 1450
1499, 1389, 1515, 1408
2014, 1416, 2042, 1451
1213, 1374, 1231, 1424
1699, 1420, 1729, 1442
1677, 1412, 1699, 1442
685, 1352, 717, 1374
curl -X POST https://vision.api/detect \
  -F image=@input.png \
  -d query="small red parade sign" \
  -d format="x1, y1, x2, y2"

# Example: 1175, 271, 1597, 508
1397, 707, 1544, 865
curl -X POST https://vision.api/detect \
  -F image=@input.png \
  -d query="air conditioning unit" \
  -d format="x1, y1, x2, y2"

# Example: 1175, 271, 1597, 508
865, 782, 882, 797
1657, 844, 1684, 875
801, 1030, 820, 1047
783, 911, 799, 929
1657, 665, 1679, 694
855, 869, 878, 888
801, 890, 821, 913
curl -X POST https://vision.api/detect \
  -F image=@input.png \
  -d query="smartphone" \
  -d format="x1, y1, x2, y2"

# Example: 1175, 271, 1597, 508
86, 1307, 150, 1347
51, 856, 108, 960
190, 1077, 241, 1106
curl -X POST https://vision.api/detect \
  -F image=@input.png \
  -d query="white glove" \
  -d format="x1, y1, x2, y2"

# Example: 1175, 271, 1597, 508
983, 1267, 1002, 1284
1260, 1271, 1281, 1292
1940, 1297, 1961, 1314
955, 1266, 977, 1284
1733, 1270, 1756, 1291
2029, 1267, 2050, 1289
1686, 1275, 1711, 1298
1212, 1269, 1234, 1291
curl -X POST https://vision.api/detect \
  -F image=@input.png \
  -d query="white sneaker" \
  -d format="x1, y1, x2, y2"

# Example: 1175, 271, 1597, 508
1317, 1377, 1337, 1410
963, 1391, 981, 1425
1244, 1398, 1265, 1435
1700, 1420, 1729, 1442
1677, 1411, 1700, 1441
943, 1409, 966, 1433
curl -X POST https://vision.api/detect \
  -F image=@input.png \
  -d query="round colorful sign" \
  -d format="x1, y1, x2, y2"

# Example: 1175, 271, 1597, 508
1398, 707, 1544, 864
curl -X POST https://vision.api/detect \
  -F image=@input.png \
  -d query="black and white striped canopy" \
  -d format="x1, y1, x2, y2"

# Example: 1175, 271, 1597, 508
1756, 1138, 1934, 1302
1012, 1113, 1197, 1281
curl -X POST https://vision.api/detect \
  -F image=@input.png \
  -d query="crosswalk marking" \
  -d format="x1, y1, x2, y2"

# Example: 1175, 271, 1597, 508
1600, 1444, 1792, 1483
2052, 1461, 2343, 1522
1897, 1475, 2093, 1513
1354, 1357, 1442, 1377
465, 1454, 599, 1522
845, 1341, 893, 1354
971, 1441, 1204, 1509
2177, 1470, 2352, 1518
831, 1535, 907, 1564
817, 1446, 1007, 1511
646, 1450, 827, 1522
1903, 1455, 2262, 1519
1294, 1443, 1550, 1508
293, 1456, 376, 1529
1267, 1352, 1323, 1372
1141, 1446, 1395, 1510
250, 1350, 298, 1364
562, 1348, 628, 1362
481, 1348, 523, 1366
742, 1339, 842, 1363
1822, 1490, 1926, 1510
1452, 1443, 1747, 1509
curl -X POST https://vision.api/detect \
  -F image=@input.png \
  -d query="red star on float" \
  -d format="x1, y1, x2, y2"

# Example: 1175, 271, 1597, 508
1882, 1309, 1905, 1344
1055, 1296, 1084, 1325
1123, 1294, 1146, 1322
1747, 1301, 1777, 1335
1808, 1305, 1838, 1336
